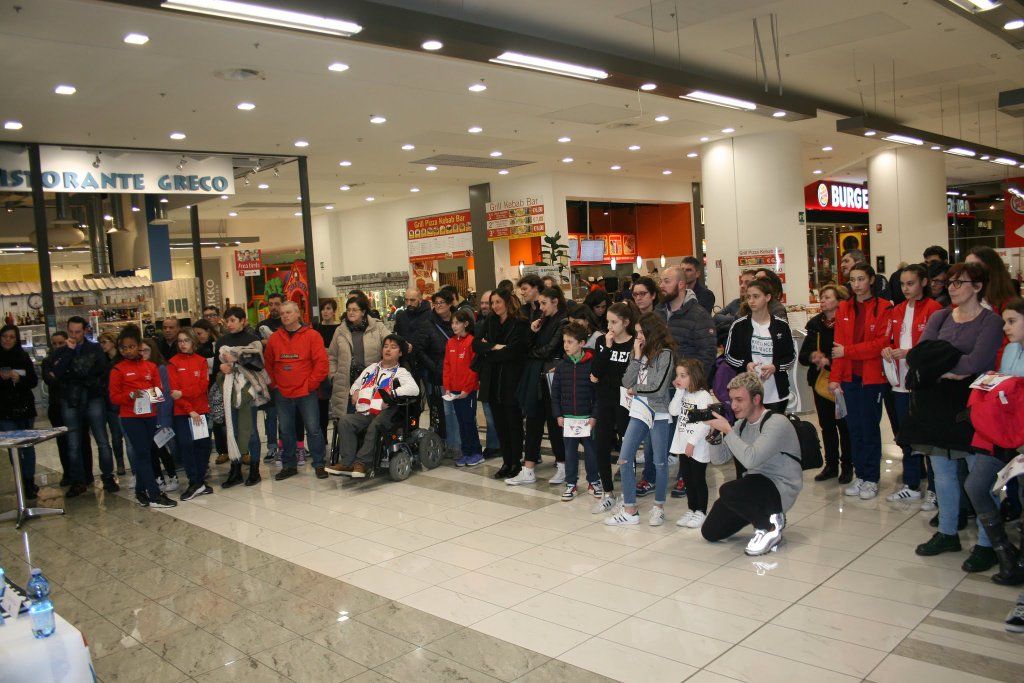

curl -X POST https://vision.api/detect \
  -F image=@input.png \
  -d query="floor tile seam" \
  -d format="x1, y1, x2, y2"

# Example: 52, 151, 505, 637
765, 602, 914, 653
142, 626, 258, 679
910, 619, 1024, 658
414, 627, 557, 681
890, 636, 1023, 683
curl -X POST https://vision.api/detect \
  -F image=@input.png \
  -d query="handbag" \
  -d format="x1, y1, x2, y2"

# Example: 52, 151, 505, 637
813, 333, 834, 401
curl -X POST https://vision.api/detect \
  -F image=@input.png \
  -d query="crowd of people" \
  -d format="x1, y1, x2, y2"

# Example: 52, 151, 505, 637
1, 244, 1023, 631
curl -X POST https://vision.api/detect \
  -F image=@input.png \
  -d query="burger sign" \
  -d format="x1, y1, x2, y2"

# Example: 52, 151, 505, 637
805, 180, 869, 213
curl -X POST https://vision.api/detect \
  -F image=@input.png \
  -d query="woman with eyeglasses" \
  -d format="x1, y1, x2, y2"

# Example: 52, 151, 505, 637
631, 276, 660, 316
902, 262, 1003, 562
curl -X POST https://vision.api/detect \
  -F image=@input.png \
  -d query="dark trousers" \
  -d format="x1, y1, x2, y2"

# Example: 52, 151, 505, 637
841, 377, 885, 483
122, 416, 162, 500
678, 457, 709, 513
451, 391, 482, 457
813, 391, 851, 473
49, 401, 92, 480
594, 401, 628, 493
524, 385, 564, 464
427, 384, 447, 439
702, 474, 783, 541
890, 390, 932, 490
212, 422, 228, 456
336, 407, 396, 467
318, 398, 330, 444
491, 401, 524, 470
151, 443, 176, 481
174, 415, 212, 486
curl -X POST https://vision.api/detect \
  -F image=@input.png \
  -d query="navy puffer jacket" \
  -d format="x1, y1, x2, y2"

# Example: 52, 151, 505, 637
550, 350, 599, 418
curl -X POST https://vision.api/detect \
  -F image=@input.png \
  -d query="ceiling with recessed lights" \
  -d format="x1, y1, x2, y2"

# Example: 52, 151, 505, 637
0, 0, 1022, 234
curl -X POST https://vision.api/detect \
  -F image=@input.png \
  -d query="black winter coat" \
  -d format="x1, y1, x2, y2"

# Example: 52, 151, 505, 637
0, 345, 38, 420
51, 340, 109, 406
550, 351, 599, 418
518, 310, 568, 416
661, 296, 718, 377
798, 313, 837, 387
473, 314, 528, 405
412, 311, 454, 386
395, 301, 431, 340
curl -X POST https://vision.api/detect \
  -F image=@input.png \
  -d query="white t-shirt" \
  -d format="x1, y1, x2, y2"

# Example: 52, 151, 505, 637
890, 303, 915, 393
750, 319, 783, 404
668, 389, 714, 461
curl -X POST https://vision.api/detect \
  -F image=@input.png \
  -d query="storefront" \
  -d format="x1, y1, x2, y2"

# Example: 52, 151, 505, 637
803, 180, 870, 301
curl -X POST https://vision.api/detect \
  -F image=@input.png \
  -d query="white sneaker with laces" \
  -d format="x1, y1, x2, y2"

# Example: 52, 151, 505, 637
592, 495, 617, 514
745, 512, 785, 556
685, 510, 706, 529
843, 478, 864, 496
549, 462, 566, 485
561, 483, 577, 501
162, 475, 179, 492
649, 507, 665, 527
605, 508, 640, 526
920, 490, 937, 511
858, 481, 879, 500
505, 468, 536, 486
886, 485, 921, 502
676, 511, 695, 527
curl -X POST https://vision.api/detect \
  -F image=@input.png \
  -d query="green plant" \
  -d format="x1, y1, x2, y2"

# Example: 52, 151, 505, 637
540, 232, 570, 275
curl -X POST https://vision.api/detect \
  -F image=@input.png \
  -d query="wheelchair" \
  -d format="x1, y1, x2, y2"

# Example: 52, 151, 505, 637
329, 395, 446, 481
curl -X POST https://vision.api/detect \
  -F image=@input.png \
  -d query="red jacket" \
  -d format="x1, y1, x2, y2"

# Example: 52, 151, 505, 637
264, 324, 329, 398
168, 352, 210, 416
886, 297, 943, 350
831, 297, 892, 385
443, 333, 479, 393
109, 357, 159, 418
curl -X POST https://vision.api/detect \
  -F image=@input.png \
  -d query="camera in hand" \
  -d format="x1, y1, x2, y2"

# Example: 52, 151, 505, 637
688, 403, 725, 422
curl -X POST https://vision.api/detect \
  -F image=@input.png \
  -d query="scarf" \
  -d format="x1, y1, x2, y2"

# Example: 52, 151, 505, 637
219, 341, 271, 462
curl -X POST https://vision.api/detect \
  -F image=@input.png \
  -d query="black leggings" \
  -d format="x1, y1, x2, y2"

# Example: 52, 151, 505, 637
678, 457, 709, 513
594, 400, 628, 492
491, 400, 523, 470
702, 473, 783, 541
812, 391, 850, 471
524, 384, 565, 464
150, 444, 176, 481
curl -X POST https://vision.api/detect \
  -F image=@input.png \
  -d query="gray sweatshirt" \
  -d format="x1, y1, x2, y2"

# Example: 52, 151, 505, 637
621, 348, 673, 413
725, 410, 804, 511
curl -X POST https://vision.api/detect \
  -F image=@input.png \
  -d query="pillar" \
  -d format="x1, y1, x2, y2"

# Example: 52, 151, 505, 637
867, 148, 947, 270
702, 131, 809, 307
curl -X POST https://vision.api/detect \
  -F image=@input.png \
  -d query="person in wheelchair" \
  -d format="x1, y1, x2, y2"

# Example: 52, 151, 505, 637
325, 334, 419, 478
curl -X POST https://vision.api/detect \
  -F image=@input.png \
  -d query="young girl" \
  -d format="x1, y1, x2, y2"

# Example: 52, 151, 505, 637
668, 358, 715, 529
169, 328, 213, 501
444, 309, 483, 467
724, 279, 794, 413
109, 325, 177, 508
567, 303, 604, 348
605, 313, 675, 527
140, 338, 180, 492
589, 302, 637, 512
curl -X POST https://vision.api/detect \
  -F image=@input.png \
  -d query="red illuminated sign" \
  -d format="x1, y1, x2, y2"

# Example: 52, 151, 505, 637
804, 181, 869, 213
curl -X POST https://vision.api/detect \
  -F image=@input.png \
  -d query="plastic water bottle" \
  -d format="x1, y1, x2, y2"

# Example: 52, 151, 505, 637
26, 568, 55, 638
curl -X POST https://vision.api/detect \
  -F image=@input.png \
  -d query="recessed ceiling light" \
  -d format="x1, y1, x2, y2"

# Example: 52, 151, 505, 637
325, 205, 334, 210
421, 40, 443, 50
640, 83, 657, 91
610, 164, 621, 171
228, 211, 238, 217
489, 151, 502, 157
498, 169, 509, 175
258, 183, 269, 189
628, 145, 641, 151
1005, 19, 1024, 29
864, 131, 876, 136
54, 84, 76, 95
328, 62, 349, 72
468, 83, 487, 92
296, 196, 302, 200
561, 157, 574, 163
124, 33, 149, 45
339, 185, 351, 190
169, 132, 186, 140
220, 194, 229, 200
293, 212, 302, 217
930, 145, 942, 150
366, 196, 375, 201
558, 136, 572, 143
821, 146, 832, 151
410, 187, 420, 193
401, 144, 415, 151
686, 152, 698, 158
4, 121, 23, 131
369, 115, 387, 124
980, 154, 991, 160
468, 126, 483, 134
662, 170, 672, 175
237, 102, 256, 110
772, 111, 787, 118
700, 136, 710, 142
294, 140, 309, 147
812, 169, 823, 174
654, 115, 670, 122
339, 160, 352, 167
721, 127, 735, 134
425, 165, 438, 171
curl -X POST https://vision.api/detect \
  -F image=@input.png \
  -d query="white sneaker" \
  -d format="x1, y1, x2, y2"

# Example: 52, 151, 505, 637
161, 475, 179, 492
886, 485, 921, 502
685, 510, 706, 529
676, 511, 695, 527
605, 509, 640, 526
505, 468, 536, 486
745, 512, 785, 556
920, 490, 937, 512
129, 475, 137, 490
649, 507, 665, 527
548, 463, 566, 485
592, 495, 617, 514
561, 483, 577, 501
858, 481, 879, 500
843, 478, 864, 496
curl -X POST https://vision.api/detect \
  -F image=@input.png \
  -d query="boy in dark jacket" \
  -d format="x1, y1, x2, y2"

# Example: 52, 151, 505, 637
550, 323, 599, 500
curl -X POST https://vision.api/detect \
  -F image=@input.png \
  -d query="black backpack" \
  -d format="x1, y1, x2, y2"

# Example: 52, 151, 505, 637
738, 410, 823, 471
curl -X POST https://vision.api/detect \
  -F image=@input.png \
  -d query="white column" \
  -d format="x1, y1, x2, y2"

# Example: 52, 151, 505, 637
867, 148, 947, 270
702, 131, 809, 307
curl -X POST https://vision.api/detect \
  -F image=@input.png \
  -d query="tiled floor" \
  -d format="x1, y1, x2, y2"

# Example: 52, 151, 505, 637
1, 417, 1021, 683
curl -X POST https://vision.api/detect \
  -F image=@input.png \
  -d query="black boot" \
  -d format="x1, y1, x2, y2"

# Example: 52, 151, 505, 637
244, 460, 261, 487
222, 462, 244, 489
979, 511, 1024, 586
814, 466, 838, 482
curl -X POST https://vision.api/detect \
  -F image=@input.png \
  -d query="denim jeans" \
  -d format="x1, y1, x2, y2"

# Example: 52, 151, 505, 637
174, 414, 212, 486
450, 392, 481, 458
121, 416, 162, 499
481, 401, 500, 450
61, 396, 114, 484
841, 378, 884, 483
105, 403, 125, 466
931, 454, 979, 537
891, 391, 931, 490
564, 434, 597, 485
443, 396, 461, 451
264, 402, 278, 448
964, 454, 1002, 547
641, 433, 655, 484
275, 390, 326, 468
0, 417, 36, 486
618, 417, 670, 506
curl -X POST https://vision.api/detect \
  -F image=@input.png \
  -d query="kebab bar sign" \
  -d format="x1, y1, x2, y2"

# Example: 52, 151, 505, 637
486, 196, 546, 241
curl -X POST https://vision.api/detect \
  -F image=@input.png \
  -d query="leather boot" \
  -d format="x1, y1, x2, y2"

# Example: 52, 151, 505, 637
979, 511, 1024, 586
244, 460, 261, 487
221, 462, 244, 489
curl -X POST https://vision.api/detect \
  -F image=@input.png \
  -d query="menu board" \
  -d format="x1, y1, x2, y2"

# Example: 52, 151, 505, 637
406, 210, 473, 261
579, 240, 605, 262
486, 196, 546, 241
738, 247, 786, 302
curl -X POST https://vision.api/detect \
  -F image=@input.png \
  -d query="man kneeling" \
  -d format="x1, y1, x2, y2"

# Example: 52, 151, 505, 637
326, 335, 419, 478
703, 372, 803, 555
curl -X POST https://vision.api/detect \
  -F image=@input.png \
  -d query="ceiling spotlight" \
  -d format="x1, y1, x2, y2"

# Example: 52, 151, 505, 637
421, 40, 443, 50
772, 111, 787, 118
498, 169, 509, 175
339, 160, 352, 167
425, 165, 438, 171
4, 121, 23, 130
628, 145, 641, 151
981, 154, 992, 160
662, 170, 672, 175
401, 144, 415, 151
293, 212, 302, 217
325, 205, 334, 210
812, 169, 823, 174
700, 136, 710, 142
252, 163, 261, 172
366, 196, 375, 201
258, 183, 269, 189
339, 184, 351, 190
124, 32, 149, 45
169, 131, 186, 140
228, 211, 238, 217
822, 146, 833, 151
273, 167, 279, 177
92, 154, 101, 169
864, 131, 876, 136
930, 145, 942, 150
721, 127, 735, 134
131, 199, 140, 212
294, 140, 309, 147
54, 84, 76, 95
237, 102, 256, 110
468, 126, 483, 134
1005, 19, 1024, 29
410, 187, 420, 193
176, 156, 186, 170
686, 152, 698, 158
104, 214, 114, 221
244, 175, 251, 186
640, 83, 657, 91
220, 194, 229, 199
557, 136, 572, 143
468, 82, 487, 92
654, 115, 670, 122
610, 165, 621, 171
369, 115, 386, 124
489, 151, 502, 157
159, 196, 169, 203
561, 157, 574, 163
328, 62, 349, 72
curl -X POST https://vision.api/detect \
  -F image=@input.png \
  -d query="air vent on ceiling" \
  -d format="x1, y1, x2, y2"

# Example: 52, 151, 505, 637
998, 88, 1024, 118
606, 121, 640, 129
214, 67, 266, 81
413, 154, 533, 169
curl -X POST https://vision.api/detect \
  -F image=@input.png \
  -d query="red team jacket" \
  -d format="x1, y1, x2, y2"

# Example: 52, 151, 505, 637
168, 352, 210, 415
443, 334, 479, 394
109, 357, 160, 418
830, 297, 892, 385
